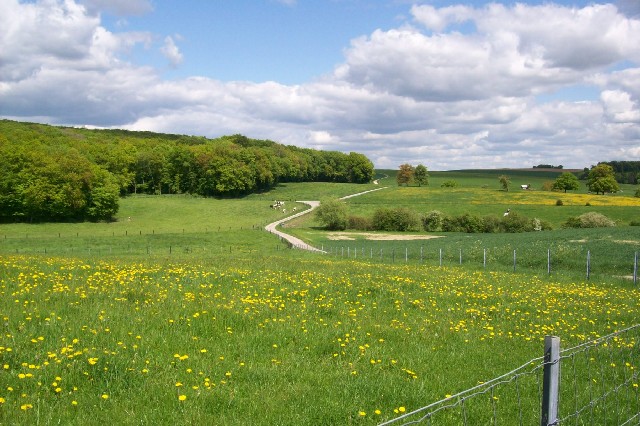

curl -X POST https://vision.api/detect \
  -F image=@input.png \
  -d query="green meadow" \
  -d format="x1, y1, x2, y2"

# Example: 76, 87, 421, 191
1, 170, 639, 425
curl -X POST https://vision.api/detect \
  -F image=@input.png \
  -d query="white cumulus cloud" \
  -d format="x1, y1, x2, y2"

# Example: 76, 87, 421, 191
1, 0, 639, 170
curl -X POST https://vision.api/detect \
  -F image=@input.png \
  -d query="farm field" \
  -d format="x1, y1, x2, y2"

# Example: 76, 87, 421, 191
1, 169, 639, 424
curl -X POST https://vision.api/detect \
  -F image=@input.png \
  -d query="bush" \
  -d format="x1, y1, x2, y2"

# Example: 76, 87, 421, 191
563, 212, 616, 228
441, 180, 458, 188
556, 199, 564, 206
372, 207, 421, 232
442, 213, 484, 233
500, 211, 534, 233
541, 181, 555, 191
422, 210, 444, 231
630, 220, 640, 226
348, 215, 372, 231
481, 215, 502, 233
635, 188, 640, 198
315, 199, 348, 230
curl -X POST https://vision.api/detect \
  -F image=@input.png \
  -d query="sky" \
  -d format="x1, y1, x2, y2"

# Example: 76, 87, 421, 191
1, 0, 639, 170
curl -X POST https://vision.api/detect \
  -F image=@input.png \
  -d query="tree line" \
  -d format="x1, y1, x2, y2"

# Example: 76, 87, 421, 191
0, 120, 374, 222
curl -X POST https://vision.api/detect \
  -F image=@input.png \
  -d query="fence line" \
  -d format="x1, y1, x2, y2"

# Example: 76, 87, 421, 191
378, 324, 640, 425
323, 245, 639, 283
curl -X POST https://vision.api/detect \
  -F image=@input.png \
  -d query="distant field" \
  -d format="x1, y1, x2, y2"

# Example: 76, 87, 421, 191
0, 170, 639, 424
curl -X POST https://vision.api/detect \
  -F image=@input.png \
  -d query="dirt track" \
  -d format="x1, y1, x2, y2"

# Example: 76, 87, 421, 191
264, 187, 388, 252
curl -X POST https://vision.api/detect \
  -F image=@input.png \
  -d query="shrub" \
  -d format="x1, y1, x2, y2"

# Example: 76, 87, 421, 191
541, 181, 555, 191
315, 199, 348, 230
563, 212, 616, 228
635, 188, 640, 198
442, 213, 484, 233
481, 215, 501, 233
348, 215, 372, 231
422, 210, 444, 231
372, 207, 421, 232
556, 199, 564, 206
500, 211, 534, 233
441, 180, 459, 188
630, 220, 640, 226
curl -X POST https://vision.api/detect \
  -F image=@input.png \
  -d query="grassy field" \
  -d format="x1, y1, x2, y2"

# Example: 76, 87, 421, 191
1, 170, 639, 425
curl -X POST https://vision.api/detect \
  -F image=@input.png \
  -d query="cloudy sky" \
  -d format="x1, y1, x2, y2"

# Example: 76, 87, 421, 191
1, 0, 639, 170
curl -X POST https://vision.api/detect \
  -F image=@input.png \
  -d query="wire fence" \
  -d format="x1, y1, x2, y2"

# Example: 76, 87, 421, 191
378, 324, 640, 425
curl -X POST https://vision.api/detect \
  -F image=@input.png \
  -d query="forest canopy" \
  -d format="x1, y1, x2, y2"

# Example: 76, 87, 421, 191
0, 120, 374, 222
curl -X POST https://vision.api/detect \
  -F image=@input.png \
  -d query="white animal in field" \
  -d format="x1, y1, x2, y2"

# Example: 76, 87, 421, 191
503, 209, 510, 217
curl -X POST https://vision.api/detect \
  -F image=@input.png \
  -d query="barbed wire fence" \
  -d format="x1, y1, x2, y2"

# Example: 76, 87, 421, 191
378, 324, 640, 426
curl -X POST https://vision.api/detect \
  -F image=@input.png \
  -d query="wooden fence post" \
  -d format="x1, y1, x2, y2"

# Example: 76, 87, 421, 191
586, 250, 591, 280
541, 335, 560, 426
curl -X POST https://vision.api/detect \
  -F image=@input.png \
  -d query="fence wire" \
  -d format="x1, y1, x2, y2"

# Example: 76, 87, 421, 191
379, 324, 640, 426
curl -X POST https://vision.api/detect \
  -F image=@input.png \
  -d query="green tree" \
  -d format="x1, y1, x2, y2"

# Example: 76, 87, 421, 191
552, 172, 580, 193
414, 164, 429, 186
346, 152, 374, 183
396, 164, 414, 186
587, 164, 620, 194
498, 175, 511, 191
315, 199, 348, 230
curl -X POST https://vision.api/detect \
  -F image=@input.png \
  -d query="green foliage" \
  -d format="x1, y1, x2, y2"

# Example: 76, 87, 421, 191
500, 211, 535, 233
346, 152, 375, 183
372, 207, 421, 231
556, 199, 564, 206
0, 120, 375, 222
587, 164, 620, 194
498, 175, 511, 191
442, 213, 485, 233
347, 215, 373, 231
0, 143, 120, 222
414, 164, 429, 186
441, 180, 459, 188
552, 172, 580, 193
315, 199, 348, 230
422, 210, 444, 231
635, 188, 640, 198
563, 212, 616, 228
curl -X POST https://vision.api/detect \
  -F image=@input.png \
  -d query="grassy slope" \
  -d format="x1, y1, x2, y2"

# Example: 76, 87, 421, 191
0, 170, 639, 425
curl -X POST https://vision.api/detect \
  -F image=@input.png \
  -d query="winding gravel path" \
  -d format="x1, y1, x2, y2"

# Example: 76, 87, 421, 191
264, 187, 387, 252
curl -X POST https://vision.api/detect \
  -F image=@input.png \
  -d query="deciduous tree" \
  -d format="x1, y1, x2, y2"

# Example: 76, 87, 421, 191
396, 164, 414, 186
414, 164, 429, 186
552, 172, 580, 193
587, 164, 620, 194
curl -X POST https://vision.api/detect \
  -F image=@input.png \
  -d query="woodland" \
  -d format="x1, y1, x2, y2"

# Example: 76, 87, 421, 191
0, 120, 374, 222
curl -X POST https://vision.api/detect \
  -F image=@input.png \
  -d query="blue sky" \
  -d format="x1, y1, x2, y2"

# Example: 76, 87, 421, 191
1, 0, 639, 169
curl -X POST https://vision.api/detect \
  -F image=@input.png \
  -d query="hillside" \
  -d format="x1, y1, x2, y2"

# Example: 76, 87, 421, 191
0, 120, 374, 222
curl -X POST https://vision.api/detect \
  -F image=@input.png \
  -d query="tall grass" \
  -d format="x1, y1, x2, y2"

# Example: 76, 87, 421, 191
1, 255, 638, 425
0, 173, 639, 424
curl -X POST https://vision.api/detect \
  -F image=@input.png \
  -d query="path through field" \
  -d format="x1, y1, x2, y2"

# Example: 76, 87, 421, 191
264, 187, 387, 252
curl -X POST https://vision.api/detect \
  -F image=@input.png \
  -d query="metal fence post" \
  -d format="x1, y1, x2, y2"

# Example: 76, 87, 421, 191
541, 335, 560, 426
483, 248, 486, 269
